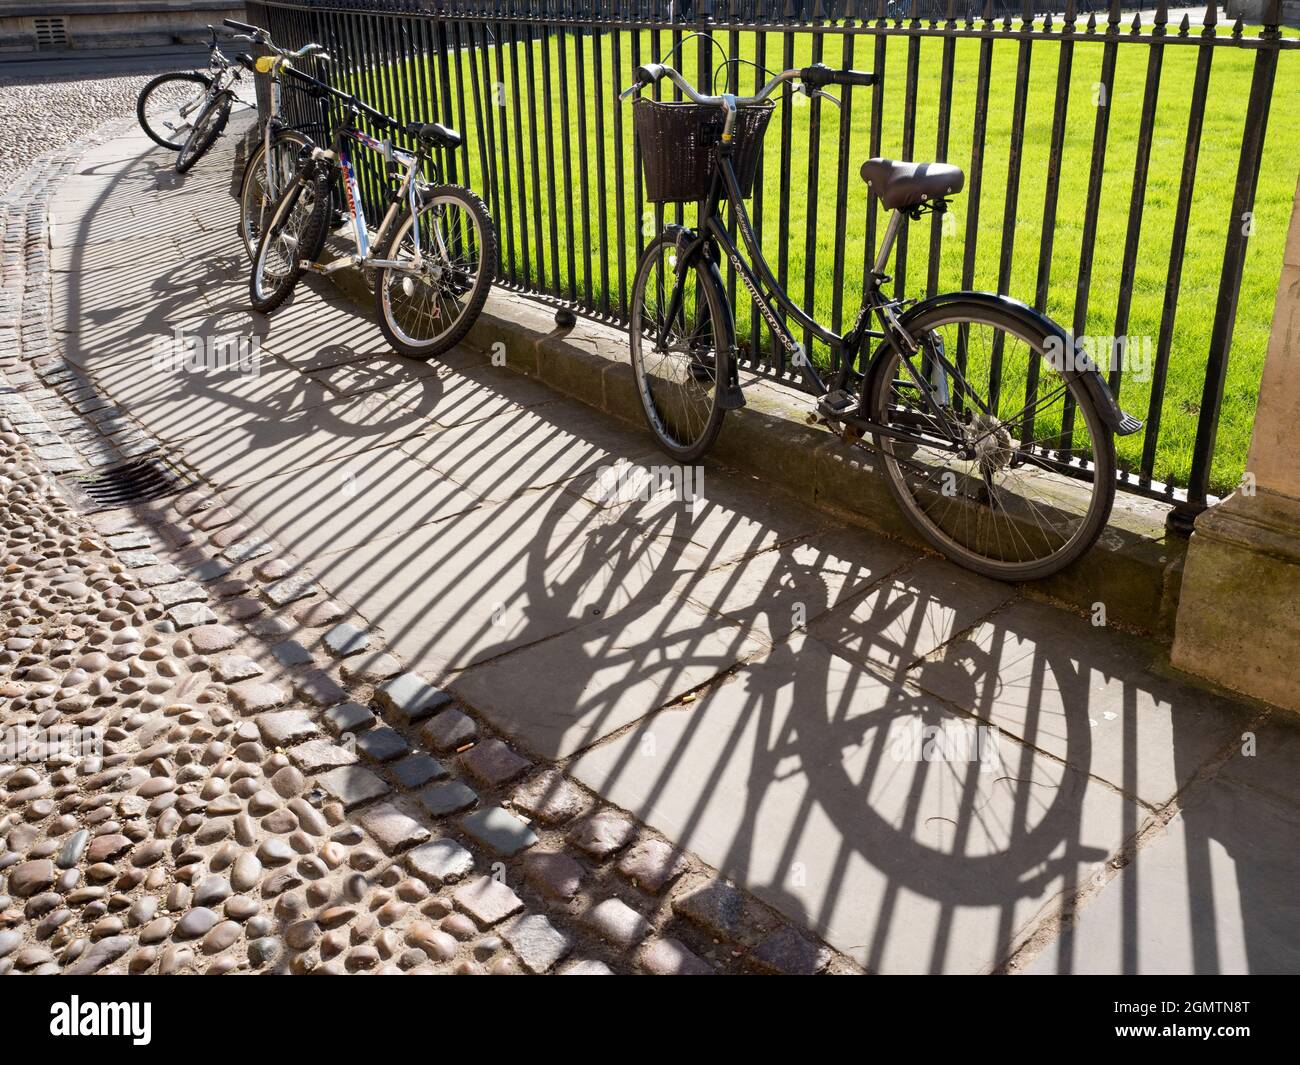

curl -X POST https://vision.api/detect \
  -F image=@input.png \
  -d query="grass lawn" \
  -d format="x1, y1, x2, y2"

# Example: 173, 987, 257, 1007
336, 23, 1299, 497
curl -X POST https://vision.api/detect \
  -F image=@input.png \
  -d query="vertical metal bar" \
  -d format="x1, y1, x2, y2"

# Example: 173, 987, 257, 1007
573, 8, 594, 307
1186, 0, 1281, 505
557, 5, 579, 301
830, 8, 856, 340
494, 3, 521, 283
612, 14, 630, 318
510, 5, 535, 286
540, 9, 561, 293
1109, 1, 1165, 402
520, 4, 546, 289
800, 12, 824, 356
894, 2, 920, 299
1141, 8, 1215, 490
926, 0, 956, 300
863, 0, 886, 290
988, 0, 1034, 414
1062, 0, 1122, 450
592, 21, 611, 315
1023, 0, 1077, 447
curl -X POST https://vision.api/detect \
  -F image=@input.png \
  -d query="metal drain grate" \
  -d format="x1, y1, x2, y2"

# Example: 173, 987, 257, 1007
63, 457, 190, 513
34, 17, 69, 50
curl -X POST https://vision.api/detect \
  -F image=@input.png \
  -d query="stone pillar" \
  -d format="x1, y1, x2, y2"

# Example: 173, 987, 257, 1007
1171, 170, 1300, 712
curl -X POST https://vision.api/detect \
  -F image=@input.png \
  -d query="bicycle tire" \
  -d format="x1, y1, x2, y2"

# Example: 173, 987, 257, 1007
137, 71, 211, 151
249, 168, 331, 314
238, 129, 314, 261
374, 184, 498, 360
175, 92, 231, 174
866, 297, 1116, 581
628, 232, 727, 463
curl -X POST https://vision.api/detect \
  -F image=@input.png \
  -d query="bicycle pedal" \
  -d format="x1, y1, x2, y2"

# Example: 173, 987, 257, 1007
816, 389, 858, 419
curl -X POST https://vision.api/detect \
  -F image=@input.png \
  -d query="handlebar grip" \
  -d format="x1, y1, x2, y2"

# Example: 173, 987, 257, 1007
800, 63, 875, 88
223, 18, 259, 34
636, 63, 667, 87
236, 52, 255, 71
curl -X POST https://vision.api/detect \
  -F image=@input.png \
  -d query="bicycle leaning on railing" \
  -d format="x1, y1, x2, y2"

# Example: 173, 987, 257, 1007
249, 63, 498, 360
623, 59, 1143, 581
221, 17, 339, 261
136, 25, 258, 174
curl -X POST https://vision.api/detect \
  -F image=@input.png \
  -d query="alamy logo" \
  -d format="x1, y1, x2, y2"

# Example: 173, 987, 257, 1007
150, 325, 261, 377
49, 997, 151, 1045
592, 460, 705, 516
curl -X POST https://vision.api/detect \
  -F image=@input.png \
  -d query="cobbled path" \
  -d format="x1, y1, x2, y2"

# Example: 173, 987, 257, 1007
0, 74, 155, 200
0, 121, 852, 975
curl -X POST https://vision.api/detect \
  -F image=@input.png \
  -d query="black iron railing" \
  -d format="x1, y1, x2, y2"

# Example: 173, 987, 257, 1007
243, 0, 1299, 515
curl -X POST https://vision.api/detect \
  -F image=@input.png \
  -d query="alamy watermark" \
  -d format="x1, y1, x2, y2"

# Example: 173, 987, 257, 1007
2, 724, 102, 762
150, 326, 261, 377
888, 717, 1006, 774
592, 459, 705, 517
1043, 333, 1153, 384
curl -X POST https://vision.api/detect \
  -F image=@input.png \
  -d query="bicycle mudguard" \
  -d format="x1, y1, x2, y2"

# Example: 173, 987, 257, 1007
896, 290, 1143, 437
663, 224, 744, 410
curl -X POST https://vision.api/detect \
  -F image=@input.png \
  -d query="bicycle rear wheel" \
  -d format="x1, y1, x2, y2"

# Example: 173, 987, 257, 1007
137, 71, 211, 151
374, 185, 497, 359
628, 233, 727, 463
866, 299, 1115, 581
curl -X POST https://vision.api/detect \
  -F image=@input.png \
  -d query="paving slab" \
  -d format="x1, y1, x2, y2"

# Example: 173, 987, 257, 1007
907, 598, 1257, 807
1022, 775, 1300, 974
219, 445, 483, 559
452, 594, 769, 759
683, 525, 916, 648
570, 630, 1146, 973
399, 399, 656, 504
809, 555, 1016, 675
305, 488, 684, 679
173, 392, 436, 489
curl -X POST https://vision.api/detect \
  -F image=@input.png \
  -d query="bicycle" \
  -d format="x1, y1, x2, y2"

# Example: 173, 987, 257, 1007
622, 62, 1143, 581
249, 67, 497, 360
222, 17, 336, 261
136, 25, 253, 174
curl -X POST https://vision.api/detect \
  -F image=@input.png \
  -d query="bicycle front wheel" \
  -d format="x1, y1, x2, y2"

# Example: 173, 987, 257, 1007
628, 233, 727, 463
175, 92, 231, 174
249, 168, 331, 314
137, 71, 211, 151
374, 185, 497, 359
866, 299, 1116, 581
239, 130, 313, 260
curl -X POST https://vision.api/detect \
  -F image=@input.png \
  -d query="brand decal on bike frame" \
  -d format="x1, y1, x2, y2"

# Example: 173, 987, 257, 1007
338, 146, 368, 259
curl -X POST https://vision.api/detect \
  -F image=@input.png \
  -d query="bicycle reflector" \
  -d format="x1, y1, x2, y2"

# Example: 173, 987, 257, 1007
255, 56, 276, 74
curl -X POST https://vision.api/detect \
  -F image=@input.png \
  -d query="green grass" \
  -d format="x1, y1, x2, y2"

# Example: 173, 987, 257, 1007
339, 25, 1300, 496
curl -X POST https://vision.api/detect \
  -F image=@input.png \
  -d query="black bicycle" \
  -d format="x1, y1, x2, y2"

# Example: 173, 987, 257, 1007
250, 64, 496, 359
623, 62, 1142, 581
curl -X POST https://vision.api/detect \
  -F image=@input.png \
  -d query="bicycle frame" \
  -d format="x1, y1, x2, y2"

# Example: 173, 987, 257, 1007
297, 124, 429, 277
664, 150, 976, 453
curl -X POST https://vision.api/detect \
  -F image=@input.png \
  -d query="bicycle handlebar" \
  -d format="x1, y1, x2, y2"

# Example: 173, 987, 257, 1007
222, 18, 329, 62
620, 62, 875, 105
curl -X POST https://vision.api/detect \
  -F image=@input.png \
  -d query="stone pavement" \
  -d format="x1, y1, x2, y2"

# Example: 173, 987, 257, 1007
2, 116, 1299, 975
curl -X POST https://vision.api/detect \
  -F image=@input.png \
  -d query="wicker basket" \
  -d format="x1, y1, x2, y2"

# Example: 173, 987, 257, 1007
633, 97, 774, 204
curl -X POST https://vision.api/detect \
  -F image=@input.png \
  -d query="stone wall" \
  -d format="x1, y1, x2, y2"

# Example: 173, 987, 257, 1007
0, 2, 243, 53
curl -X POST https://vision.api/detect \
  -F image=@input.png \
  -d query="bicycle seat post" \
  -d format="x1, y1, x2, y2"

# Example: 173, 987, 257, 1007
872, 209, 904, 283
